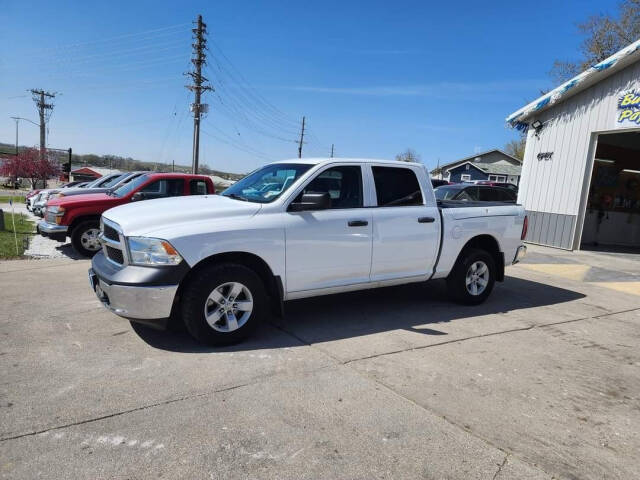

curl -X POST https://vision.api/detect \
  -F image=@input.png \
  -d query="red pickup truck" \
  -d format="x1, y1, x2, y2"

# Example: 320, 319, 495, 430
38, 172, 215, 256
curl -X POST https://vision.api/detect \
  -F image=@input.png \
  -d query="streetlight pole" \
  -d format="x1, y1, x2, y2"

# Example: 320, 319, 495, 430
9, 116, 39, 155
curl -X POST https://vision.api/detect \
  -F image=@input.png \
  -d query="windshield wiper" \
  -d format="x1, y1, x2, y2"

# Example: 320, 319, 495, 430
225, 193, 249, 202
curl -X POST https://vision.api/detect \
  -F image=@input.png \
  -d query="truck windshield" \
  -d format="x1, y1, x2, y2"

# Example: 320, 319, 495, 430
112, 174, 150, 198
222, 163, 312, 203
102, 173, 127, 188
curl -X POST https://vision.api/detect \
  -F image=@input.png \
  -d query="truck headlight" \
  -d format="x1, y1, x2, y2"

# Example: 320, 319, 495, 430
46, 206, 65, 224
127, 237, 182, 266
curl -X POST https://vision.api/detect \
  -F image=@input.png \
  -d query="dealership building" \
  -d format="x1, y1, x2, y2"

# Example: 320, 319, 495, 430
507, 39, 640, 251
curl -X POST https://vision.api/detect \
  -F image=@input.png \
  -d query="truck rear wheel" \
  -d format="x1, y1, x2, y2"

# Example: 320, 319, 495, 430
446, 248, 495, 305
71, 220, 101, 257
181, 263, 267, 345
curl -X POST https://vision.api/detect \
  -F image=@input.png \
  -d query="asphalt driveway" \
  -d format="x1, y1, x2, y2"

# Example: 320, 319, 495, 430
0, 246, 639, 479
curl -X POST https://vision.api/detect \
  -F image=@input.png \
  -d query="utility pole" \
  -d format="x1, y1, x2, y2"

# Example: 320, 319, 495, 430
186, 15, 212, 174
30, 89, 56, 161
172, 159, 175, 172
297, 116, 306, 158
330, 144, 334, 158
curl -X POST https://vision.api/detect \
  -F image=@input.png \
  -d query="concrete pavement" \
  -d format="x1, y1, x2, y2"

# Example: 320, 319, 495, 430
1, 247, 639, 479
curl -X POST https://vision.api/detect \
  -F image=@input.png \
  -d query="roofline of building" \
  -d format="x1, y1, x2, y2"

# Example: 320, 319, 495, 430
443, 160, 521, 176
506, 38, 640, 129
430, 149, 521, 173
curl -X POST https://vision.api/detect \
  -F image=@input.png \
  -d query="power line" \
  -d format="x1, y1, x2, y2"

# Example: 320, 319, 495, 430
20, 23, 190, 56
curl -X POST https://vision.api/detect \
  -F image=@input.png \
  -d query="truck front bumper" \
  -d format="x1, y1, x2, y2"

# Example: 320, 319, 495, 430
89, 267, 178, 322
89, 251, 189, 328
37, 220, 68, 242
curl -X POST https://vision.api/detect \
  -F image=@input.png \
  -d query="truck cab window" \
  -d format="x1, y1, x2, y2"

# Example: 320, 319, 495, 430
296, 166, 363, 209
478, 187, 501, 201
372, 167, 423, 206
190, 179, 208, 195
140, 179, 184, 199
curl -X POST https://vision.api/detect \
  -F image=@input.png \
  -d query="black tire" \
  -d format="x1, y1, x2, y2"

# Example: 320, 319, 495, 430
70, 220, 101, 257
446, 247, 496, 305
181, 263, 268, 345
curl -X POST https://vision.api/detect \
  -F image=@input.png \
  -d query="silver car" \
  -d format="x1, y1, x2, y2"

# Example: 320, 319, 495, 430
55, 172, 145, 198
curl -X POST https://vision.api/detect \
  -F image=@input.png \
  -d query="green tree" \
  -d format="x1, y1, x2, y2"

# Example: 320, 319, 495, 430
551, 0, 640, 83
395, 148, 421, 163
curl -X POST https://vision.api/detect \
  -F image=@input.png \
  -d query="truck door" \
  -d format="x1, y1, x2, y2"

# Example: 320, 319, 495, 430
284, 164, 373, 293
369, 165, 440, 281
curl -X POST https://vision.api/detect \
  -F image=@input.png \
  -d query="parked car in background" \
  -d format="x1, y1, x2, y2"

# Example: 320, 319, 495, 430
38, 173, 215, 256
32, 190, 58, 216
53, 172, 139, 198
434, 184, 517, 203
88, 158, 527, 345
25, 189, 42, 209
475, 180, 519, 193
26, 182, 87, 212
59, 180, 86, 189
431, 178, 451, 188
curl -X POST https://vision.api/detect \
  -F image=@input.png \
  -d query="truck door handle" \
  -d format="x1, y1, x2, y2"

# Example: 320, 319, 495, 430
348, 220, 368, 227
418, 216, 435, 223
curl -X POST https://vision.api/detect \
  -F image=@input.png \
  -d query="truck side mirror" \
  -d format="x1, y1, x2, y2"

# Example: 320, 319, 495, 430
131, 192, 145, 202
288, 192, 331, 212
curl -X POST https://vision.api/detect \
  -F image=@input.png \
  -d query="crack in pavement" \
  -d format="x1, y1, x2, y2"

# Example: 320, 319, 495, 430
341, 306, 640, 365
492, 455, 509, 480
0, 362, 337, 443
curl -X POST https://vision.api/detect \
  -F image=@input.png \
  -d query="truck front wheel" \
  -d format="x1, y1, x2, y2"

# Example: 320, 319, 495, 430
71, 220, 101, 257
446, 248, 495, 305
181, 263, 268, 345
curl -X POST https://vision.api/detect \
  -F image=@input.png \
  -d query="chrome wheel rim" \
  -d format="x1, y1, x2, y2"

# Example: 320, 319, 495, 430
466, 261, 489, 296
81, 228, 101, 251
204, 282, 253, 332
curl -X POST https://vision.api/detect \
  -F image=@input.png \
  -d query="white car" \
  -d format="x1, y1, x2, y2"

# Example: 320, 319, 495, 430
89, 158, 527, 345
32, 190, 57, 216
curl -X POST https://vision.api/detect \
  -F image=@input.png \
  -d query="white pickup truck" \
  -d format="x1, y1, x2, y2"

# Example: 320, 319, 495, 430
89, 158, 527, 345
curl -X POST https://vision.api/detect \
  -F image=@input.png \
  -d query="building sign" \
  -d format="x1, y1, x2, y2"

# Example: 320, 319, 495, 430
537, 152, 553, 161
617, 91, 640, 126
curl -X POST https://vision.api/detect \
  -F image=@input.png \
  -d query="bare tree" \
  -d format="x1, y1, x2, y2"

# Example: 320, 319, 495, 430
550, 0, 640, 83
395, 148, 421, 163
504, 137, 526, 161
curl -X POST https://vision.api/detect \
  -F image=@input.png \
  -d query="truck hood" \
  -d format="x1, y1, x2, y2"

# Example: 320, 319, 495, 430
47, 192, 114, 208
58, 187, 108, 196
102, 195, 262, 236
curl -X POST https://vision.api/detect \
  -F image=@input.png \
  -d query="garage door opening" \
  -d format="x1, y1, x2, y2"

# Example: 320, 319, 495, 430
581, 131, 640, 252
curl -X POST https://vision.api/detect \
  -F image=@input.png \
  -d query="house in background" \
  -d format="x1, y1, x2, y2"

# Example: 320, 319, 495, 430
431, 149, 522, 185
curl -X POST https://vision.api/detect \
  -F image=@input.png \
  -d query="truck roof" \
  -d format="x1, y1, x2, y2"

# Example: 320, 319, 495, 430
136, 172, 211, 179
272, 157, 422, 167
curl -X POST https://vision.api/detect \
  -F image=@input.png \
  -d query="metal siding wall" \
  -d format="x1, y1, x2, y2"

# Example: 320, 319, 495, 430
518, 61, 640, 248
524, 211, 577, 249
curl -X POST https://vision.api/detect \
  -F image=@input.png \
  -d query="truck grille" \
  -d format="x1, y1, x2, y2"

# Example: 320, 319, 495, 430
105, 246, 124, 264
103, 224, 119, 242
45, 211, 56, 224
100, 218, 127, 266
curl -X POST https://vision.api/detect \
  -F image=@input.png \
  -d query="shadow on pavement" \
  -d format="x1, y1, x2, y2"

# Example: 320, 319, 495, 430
132, 276, 585, 353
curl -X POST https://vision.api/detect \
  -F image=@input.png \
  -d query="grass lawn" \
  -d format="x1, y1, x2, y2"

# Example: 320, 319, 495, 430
0, 195, 26, 204
0, 211, 34, 258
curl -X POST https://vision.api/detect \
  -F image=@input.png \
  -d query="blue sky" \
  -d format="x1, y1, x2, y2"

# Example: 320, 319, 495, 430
0, 0, 618, 173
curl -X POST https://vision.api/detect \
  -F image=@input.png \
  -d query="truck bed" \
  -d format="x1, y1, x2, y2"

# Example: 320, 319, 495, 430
437, 199, 521, 208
